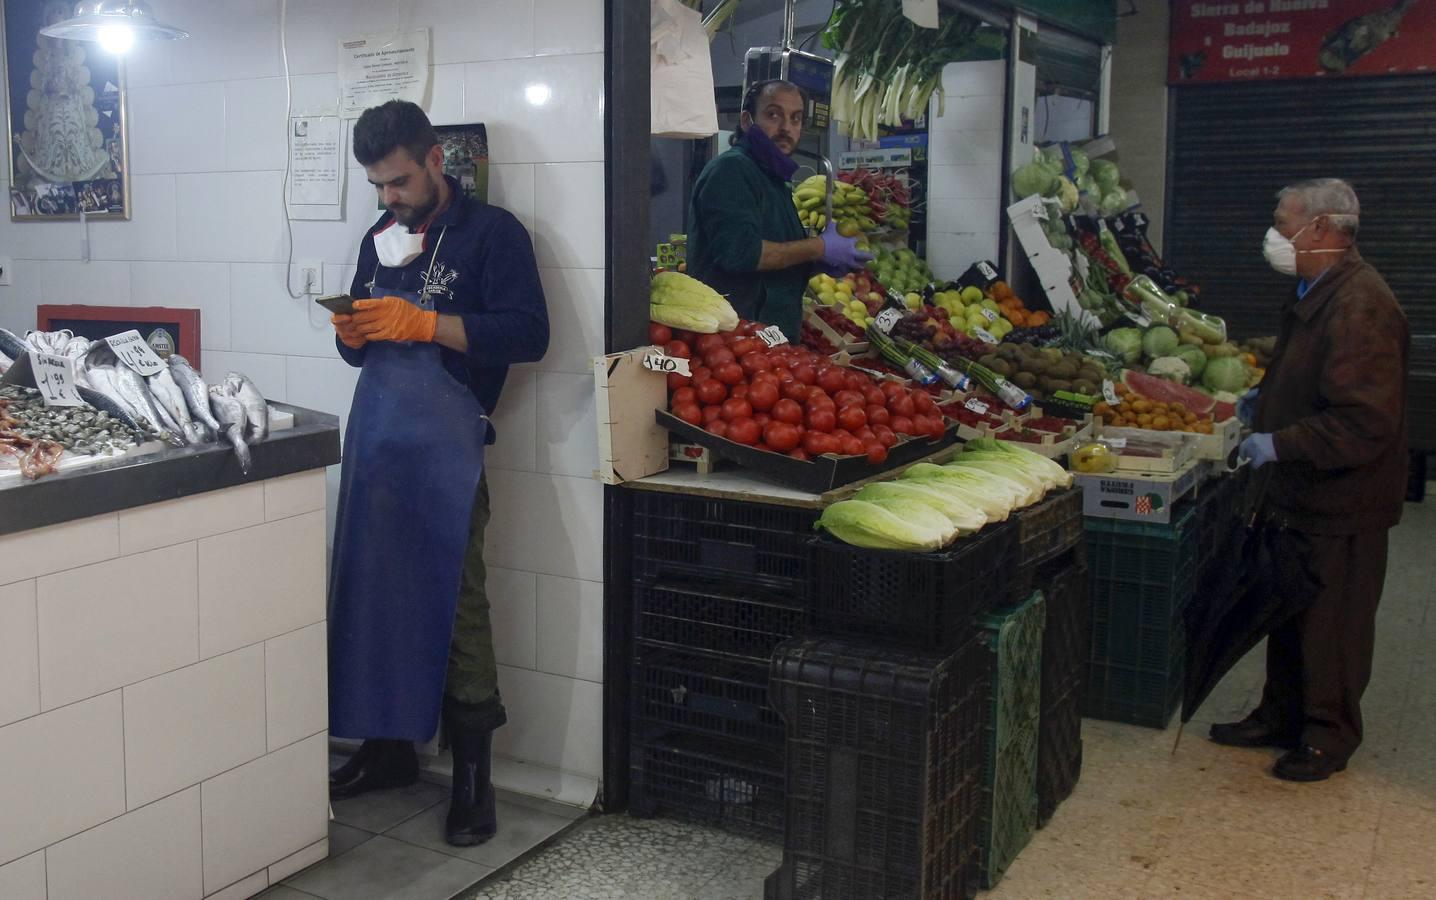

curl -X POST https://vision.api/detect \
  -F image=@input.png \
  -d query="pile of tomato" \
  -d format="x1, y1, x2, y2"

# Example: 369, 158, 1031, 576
652, 321, 948, 465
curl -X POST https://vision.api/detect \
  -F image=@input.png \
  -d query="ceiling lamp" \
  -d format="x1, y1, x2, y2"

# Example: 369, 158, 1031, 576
39, 1, 189, 54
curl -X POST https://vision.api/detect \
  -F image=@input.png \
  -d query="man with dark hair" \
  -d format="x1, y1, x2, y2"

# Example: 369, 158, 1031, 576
1213, 178, 1409, 782
687, 79, 869, 340
326, 100, 549, 846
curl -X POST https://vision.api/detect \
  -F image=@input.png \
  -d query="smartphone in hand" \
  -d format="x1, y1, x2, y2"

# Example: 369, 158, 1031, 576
315, 294, 356, 315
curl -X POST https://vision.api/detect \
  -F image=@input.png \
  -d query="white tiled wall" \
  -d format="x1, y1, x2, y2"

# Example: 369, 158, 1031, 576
0, 473, 331, 898
926, 60, 1008, 280
1109, 0, 1170, 254
0, 0, 606, 797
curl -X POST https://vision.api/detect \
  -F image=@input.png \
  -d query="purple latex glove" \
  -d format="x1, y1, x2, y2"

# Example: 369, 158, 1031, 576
1240, 432, 1277, 469
820, 222, 874, 273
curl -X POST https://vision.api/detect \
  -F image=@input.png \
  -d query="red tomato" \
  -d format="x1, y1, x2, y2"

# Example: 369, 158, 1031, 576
806, 407, 837, 433
673, 330, 696, 347
772, 399, 803, 425
840, 435, 865, 456
672, 387, 697, 407
806, 390, 835, 410
740, 352, 773, 377
913, 392, 937, 415
747, 380, 779, 412
715, 363, 745, 386
649, 323, 673, 345
674, 404, 702, 426
791, 364, 817, 385
665, 340, 691, 359
838, 406, 867, 431
690, 365, 711, 383
891, 416, 915, 435
736, 321, 761, 336
845, 372, 869, 392
721, 397, 753, 421
833, 389, 865, 408
817, 367, 847, 394
909, 414, 930, 436
731, 338, 760, 357
863, 385, 887, 406
752, 412, 771, 427
781, 381, 810, 402
788, 448, 810, 461
873, 425, 897, 448
696, 378, 727, 406
727, 417, 760, 445
865, 441, 888, 465
666, 372, 690, 391
928, 416, 948, 439
855, 426, 876, 442
866, 404, 891, 426
889, 394, 916, 418
695, 334, 725, 355
706, 420, 729, 438
702, 405, 724, 425
803, 431, 839, 456
750, 369, 780, 385
881, 380, 906, 400
763, 421, 801, 452
704, 347, 736, 369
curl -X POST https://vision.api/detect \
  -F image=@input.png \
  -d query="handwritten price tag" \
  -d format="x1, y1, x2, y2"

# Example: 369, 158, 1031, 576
642, 352, 691, 377
106, 330, 165, 377
973, 326, 998, 344
964, 396, 990, 415
873, 308, 903, 334
1102, 379, 1120, 406
30, 352, 85, 407
977, 261, 999, 281
758, 325, 789, 348
980, 308, 999, 324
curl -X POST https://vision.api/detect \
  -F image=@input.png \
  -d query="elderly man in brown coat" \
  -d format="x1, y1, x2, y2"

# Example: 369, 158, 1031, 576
1210, 178, 1409, 782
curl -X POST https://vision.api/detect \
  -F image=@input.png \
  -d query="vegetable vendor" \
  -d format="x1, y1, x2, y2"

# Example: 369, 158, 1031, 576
687, 79, 871, 340
326, 101, 550, 846
1212, 179, 1408, 783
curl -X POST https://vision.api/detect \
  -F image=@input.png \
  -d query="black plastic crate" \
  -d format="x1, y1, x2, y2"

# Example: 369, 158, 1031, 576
629, 731, 784, 840
632, 644, 784, 748
1089, 583, 1186, 676
1013, 487, 1085, 567
634, 578, 807, 664
1083, 650, 1184, 729
1083, 503, 1199, 601
770, 636, 989, 900
631, 491, 818, 596
1038, 557, 1091, 704
1037, 684, 1083, 828
807, 520, 1018, 650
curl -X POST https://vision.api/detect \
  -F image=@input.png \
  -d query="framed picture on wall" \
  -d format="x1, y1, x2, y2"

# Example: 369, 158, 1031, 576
375, 122, 488, 210
2, 0, 131, 220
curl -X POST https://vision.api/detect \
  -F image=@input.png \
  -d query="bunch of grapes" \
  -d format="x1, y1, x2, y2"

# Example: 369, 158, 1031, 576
1001, 325, 1061, 346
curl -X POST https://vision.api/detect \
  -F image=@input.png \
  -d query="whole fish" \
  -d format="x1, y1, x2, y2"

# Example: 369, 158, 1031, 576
83, 364, 147, 425
225, 372, 270, 443
0, 348, 11, 374
168, 355, 223, 440
0, 327, 29, 360
111, 364, 184, 446
209, 385, 253, 474
76, 385, 149, 437
148, 367, 204, 445
64, 336, 93, 359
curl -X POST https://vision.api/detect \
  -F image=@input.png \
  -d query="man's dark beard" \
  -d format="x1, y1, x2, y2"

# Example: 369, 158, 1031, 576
389, 173, 440, 227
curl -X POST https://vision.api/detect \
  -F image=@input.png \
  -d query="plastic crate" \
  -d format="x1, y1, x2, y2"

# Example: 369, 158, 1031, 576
1083, 503, 1199, 602
629, 731, 784, 840
1038, 556, 1091, 704
633, 645, 785, 748
631, 491, 818, 597
634, 579, 807, 664
770, 636, 988, 900
807, 520, 1018, 650
1013, 487, 1085, 567
979, 716, 1038, 888
1037, 684, 1083, 828
1083, 644, 1185, 729
978, 591, 1047, 762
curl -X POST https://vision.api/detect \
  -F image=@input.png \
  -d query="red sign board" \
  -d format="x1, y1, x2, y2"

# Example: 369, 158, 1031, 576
1170, 0, 1436, 84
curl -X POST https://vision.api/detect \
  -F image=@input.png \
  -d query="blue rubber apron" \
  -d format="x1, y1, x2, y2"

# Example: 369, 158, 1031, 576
328, 228, 489, 741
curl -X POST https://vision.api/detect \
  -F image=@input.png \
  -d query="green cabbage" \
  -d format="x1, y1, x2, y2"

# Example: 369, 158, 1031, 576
815, 500, 948, 551
1012, 160, 1059, 199
1103, 327, 1144, 365
1077, 173, 1097, 196
1099, 189, 1130, 217
856, 483, 988, 534
1202, 356, 1248, 393
1143, 326, 1180, 360
1092, 159, 1121, 191
1054, 176, 1079, 212
1173, 344, 1207, 379
1069, 147, 1090, 180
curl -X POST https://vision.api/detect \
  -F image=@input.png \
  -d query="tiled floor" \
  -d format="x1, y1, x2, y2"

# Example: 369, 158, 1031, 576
276, 493, 1436, 899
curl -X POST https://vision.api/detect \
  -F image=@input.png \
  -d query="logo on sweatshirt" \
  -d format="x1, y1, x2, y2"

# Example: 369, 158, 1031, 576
422, 260, 460, 301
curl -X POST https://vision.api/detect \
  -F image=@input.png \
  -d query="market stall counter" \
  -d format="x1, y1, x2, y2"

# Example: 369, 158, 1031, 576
0, 403, 340, 899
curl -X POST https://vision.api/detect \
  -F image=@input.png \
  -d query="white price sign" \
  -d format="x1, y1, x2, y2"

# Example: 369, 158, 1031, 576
964, 396, 990, 416
980, 308, 999, 324
1102, 379, 1120, 405
30, 352, 85, 407
977, 261, 999, 281
106, 330, 166, 377
758, 325, 789, 348
873, 308, 903, 335
973, 326, 998, 344
642, 352, 691, 377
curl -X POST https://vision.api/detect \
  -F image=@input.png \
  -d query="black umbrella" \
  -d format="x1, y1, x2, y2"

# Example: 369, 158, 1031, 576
1179, 466, 1324, 735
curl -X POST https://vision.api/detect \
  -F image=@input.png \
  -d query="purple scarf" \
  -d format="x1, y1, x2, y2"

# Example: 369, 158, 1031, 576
741, 125, 799, 181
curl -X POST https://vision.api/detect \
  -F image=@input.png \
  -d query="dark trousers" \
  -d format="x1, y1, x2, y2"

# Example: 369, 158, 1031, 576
1256, 529, 1390, 760
446, 471, 499, 707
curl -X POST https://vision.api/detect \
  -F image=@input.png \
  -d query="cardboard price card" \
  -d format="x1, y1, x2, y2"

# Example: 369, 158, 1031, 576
758, 325, 789, 348
106, 330, 166, 377
31, 352, 85, 407
642, 352, 692, 377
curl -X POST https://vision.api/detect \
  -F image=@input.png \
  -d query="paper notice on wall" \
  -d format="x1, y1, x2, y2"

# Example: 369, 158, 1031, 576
288, 115, 342, 209
339, 30, 431, 118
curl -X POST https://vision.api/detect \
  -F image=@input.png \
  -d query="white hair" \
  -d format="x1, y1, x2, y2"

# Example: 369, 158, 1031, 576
1278, 178, 1360, 238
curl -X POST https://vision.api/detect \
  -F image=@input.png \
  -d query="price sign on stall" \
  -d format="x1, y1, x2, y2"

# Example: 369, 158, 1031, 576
873, 308, 903, 335
30, 352, 85, 407
1102, 379, 1120, 406
758, 325, 789, 348
642, 351, 691, 377
964, 396, 990, 416
106, 330, 166, 377
973, 326, 998, 344
980, 308, 999, 324
976, 261, 999, 282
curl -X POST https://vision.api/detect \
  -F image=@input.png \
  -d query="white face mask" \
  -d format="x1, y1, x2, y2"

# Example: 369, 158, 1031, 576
1262, 217, 1347, 277
374, 222, 426, 268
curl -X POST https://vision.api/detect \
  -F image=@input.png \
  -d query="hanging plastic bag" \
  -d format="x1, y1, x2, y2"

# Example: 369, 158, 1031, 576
651, 0, 719, 139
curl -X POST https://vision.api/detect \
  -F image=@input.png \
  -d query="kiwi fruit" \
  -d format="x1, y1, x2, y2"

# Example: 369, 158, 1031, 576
978, 353, 1002, 369
1072, 379, 1097, 396
1014, 371, 1038, 389
1050, 361, 1079, 381
988, 358, 1014, 378
1048, 379, 1074, 393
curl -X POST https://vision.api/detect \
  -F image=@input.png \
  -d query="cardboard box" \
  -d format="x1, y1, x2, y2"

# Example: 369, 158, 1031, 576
1073, 458, 1202, 524
594, 346, 670, 485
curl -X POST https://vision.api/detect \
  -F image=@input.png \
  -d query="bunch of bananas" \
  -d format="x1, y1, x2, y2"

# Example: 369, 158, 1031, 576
792, 175, 876, 236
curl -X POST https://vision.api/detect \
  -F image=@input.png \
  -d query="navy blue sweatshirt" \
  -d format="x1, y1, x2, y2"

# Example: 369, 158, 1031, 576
339, 176, 550, 441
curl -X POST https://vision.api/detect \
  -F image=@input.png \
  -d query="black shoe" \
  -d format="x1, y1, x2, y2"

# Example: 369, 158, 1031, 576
1209, 715, 1300, 749
1273, 745, 1347, 782
444, 697, 505, 847
329, 739, 418, 800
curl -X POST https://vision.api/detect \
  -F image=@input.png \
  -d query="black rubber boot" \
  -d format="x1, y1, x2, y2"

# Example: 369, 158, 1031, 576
444, 696, 507, 847
329, 738, 418, 801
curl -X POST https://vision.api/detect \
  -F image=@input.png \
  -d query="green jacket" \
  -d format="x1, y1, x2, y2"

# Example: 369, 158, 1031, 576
687, 141, 809, 340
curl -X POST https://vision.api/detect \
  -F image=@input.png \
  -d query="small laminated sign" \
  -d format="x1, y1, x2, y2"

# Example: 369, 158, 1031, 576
964, 396, 990, 415
106, 330, 166, 377
977, 261, 999, 281
974, 326, 998, 344
758, 325, 789, 348
873, 307, 903, 334
980, 308, 999, 323
642, 352, 691, 377
31, 352, 85, 408
1102, 379, 1120, 406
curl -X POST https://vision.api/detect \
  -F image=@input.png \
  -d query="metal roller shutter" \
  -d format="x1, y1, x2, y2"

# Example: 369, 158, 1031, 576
1166, 75, 1436, 451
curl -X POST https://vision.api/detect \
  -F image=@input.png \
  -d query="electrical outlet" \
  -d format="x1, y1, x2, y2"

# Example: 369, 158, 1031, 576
0, 258, 11, 286
295, 260, 323, 295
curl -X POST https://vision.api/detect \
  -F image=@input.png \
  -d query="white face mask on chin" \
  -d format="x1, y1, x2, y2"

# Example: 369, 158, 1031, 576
374, 222, 426, 268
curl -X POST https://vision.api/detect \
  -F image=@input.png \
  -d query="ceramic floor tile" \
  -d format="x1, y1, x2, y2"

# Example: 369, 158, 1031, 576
256, 887, 320, 899
386, 796, 578, 868
327, 822, 373, 859
496, 787, 590, 821
1144, 824, 1372, 899
1140, 876, 1267, 899
985, 845, 1154, 899
329, 782, 446, 834
284, 835, 492, 900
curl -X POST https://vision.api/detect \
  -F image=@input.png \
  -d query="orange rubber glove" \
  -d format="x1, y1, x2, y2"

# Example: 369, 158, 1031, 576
331, 314, 367, 349
351, 296, 438, 343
